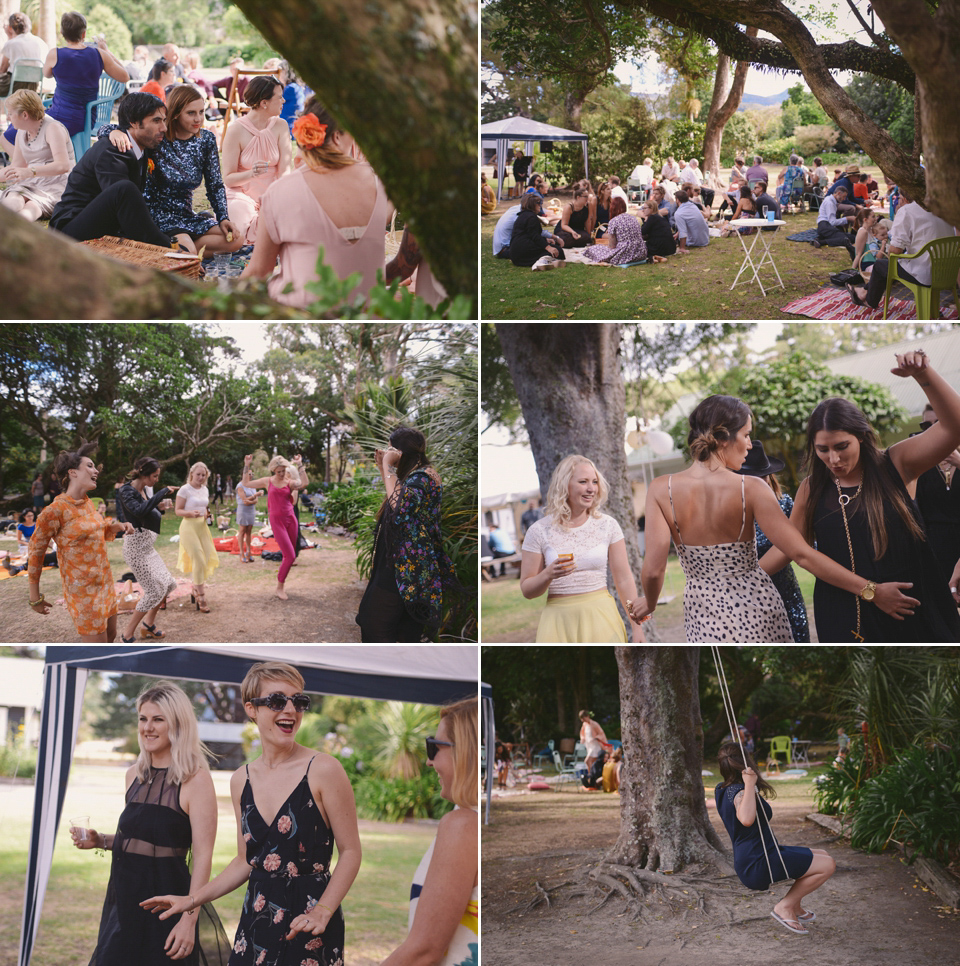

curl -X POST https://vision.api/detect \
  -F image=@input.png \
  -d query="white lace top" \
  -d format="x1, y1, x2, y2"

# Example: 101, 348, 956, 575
522, 513, 625, 595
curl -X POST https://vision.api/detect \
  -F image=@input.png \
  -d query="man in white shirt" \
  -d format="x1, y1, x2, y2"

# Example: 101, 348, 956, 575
848, 191, 958, 309
661, 155, 680, 183
609, 175, 629, 207
629, 157, 655, 198
814, 186, 856, 256
680, 159, 703, 187
674, 189, 710, 251
0, 12, 48, 96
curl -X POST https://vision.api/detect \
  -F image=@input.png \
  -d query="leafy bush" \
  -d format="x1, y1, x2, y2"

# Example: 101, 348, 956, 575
352, 768, 452, 822
323, 482, 382, 531
754, 136, 796, 165
793, 124, 839, 158
200, 44, 243, 69
814, 736, 867, 818
85, 4, 133, 61
849, 745, 960, 864
0, 726, 37, 780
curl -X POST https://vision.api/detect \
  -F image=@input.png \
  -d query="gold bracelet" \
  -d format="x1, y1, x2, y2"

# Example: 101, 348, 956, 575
315, 901, 335, 916
29, 595, 45, 607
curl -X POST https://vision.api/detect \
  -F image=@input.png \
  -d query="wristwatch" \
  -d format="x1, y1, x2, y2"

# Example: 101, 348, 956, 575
859, 581, 877, 601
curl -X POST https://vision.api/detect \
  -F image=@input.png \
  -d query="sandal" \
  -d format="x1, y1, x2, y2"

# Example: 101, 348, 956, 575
797, 910, 816, 922
846, 282, 865, 306
140, 622, 165, 639
196, 593, 210, 613
770, 911, 808, 935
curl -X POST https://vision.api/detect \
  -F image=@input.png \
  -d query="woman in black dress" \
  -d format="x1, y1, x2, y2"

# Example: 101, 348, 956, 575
554, 186, 591, 248
508, 192, 563, 266
638, 199, 676, 260
761, 350, 960, 642
356, 426, 460, 642
143, 661, 361, 966
736, 441, 809, 642
72, 682, 228, 965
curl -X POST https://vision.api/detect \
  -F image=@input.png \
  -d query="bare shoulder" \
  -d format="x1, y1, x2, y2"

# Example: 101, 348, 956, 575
124, 763, 138, 790
436, 807, 478, 847
229, 764, 247, 795
308, 751, 349, 783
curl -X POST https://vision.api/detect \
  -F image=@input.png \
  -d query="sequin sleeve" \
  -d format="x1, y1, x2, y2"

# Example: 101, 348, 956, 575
200, 129, 229, 224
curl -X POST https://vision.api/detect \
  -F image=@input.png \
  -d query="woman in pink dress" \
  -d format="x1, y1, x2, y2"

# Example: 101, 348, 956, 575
220, 75, 291, 245
241, 453, 308, 600
241, 97, 389, 308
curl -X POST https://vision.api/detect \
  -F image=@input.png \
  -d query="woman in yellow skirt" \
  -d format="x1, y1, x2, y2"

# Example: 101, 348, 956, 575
175, 461, 219, 612
520, 454, 646, 643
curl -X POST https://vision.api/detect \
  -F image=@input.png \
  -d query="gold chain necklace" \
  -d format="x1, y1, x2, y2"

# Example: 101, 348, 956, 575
938, 462, 954, 490
835, 478, 865, 642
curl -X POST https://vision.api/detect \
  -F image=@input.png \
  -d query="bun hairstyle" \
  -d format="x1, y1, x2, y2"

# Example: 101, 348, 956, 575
718, 742, 776, 799
128, 456, 161, 480
799, 396, 925, 558
688, 395, 752, 463
53, 438, 100, 490
245, 74, 282, 108
545, 454, 609, 525
294, 97, 355, 171
388, 426, 431, 483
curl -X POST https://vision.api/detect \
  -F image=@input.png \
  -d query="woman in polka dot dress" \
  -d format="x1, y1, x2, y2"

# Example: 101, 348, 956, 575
27, 440, 134, 641
628, 395, 922, 642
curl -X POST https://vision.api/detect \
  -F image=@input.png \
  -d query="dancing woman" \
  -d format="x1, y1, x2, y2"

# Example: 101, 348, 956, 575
356, 427, 459, 642
521, 455, 645, 643
759, 350, 960, 642
379, 697, 478, 966
715, 743, 835, 936
27, 440, 134, 642
629, 395, 920, 642
578, 710, 610, 773
117, 456, 180, 642
142, 660, 362, 966
73, 682, 229, 965
176, 462, 219, 613
242, 454, 307, 599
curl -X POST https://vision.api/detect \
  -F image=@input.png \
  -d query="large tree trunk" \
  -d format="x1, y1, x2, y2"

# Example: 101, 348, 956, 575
496, 323, 644, 640
607, 646, 729, 872
702, 647, 767, 750
232, 0, 476, 300
0, 209, 301, 318
701, 27, 756, 179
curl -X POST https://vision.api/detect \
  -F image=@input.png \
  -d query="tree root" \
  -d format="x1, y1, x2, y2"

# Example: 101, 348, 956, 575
506, 880, 574, 914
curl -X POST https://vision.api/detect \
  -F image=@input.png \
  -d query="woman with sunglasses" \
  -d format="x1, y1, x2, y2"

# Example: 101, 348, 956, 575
72, 681, 229, 965
142, 661, 361, 966
27, 439, 134, 642
380, 696, 478, 966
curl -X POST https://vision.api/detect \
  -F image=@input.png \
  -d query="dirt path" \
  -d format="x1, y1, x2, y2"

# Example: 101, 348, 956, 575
0, 530, 366, 643
482, 790, 960, 966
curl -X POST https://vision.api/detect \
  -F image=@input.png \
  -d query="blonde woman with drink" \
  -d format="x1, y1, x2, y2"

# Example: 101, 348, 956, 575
520, 454, 645, 642
176, 461, 218, 612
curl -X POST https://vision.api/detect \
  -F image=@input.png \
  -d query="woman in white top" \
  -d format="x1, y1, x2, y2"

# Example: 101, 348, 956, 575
578, 709, 609, 773
521, 454, 645, 643
175, 461, 219, 613
380, 696, 477, 966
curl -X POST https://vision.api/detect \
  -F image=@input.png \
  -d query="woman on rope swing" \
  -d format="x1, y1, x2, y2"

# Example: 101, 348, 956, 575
716, 742, 836, 936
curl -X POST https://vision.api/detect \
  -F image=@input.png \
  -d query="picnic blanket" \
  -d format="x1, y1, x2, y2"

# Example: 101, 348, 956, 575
787, 228, 820, 243
783, 285, 959, 320
213, 535, 280, 556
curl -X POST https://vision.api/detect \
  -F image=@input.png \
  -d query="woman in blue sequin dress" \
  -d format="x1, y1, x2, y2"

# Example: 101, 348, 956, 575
109, 85, 241, 255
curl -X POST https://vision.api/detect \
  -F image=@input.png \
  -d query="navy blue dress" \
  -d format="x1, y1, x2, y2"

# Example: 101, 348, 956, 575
754, 494, 809, 642
715, 782, 813, 890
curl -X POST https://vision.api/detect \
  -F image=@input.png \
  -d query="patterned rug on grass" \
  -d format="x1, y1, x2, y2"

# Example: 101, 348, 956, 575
783, 285, 959, 320
787, 228, 820, 242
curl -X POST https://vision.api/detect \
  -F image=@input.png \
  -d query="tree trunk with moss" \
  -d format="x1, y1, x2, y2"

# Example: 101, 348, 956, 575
232, 0, 477, 300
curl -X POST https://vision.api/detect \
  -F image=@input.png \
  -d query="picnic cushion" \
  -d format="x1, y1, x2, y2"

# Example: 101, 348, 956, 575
527, 781, 551, 791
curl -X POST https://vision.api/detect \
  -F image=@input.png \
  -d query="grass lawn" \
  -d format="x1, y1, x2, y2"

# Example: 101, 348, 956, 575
482, 555, 817, 642
1, 765, 433, 966
481, 202, 856, 320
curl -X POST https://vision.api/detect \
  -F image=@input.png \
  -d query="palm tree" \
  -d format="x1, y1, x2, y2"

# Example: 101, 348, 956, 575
367, 701, 438, 779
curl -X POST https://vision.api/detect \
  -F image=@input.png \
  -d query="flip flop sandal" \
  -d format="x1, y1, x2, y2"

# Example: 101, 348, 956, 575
798, 911, 816, 922
770, 911, 808, 935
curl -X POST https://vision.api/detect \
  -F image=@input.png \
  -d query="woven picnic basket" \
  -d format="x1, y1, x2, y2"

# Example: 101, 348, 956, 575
81, 236, 203, 280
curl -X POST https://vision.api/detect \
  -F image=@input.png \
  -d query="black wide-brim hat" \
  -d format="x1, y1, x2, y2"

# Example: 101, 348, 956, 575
735, 440, 785, 477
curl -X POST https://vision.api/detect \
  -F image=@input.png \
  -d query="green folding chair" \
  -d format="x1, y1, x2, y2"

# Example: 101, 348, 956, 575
883, 236, 960, 320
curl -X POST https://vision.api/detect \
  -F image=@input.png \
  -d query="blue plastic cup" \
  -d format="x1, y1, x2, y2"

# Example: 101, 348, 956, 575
766, 210, 775, 222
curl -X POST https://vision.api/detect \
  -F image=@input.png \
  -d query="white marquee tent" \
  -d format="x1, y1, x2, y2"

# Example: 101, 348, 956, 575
481, 115, 589, 202
20, 645, 478, 966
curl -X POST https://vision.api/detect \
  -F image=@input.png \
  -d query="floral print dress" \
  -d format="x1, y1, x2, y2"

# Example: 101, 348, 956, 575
583, 213, 648, 265
229, 757, 344, 966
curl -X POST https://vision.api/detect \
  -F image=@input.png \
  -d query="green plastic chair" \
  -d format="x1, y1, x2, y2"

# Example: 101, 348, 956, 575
768, 735, 792, 769
883, 236, 960, 320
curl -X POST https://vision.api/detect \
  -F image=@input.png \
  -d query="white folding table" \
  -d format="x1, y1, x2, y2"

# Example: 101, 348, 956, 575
729, 218, 786, 296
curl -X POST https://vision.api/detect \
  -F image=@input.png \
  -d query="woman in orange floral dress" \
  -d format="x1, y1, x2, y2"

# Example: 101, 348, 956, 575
28, 441, 133, 641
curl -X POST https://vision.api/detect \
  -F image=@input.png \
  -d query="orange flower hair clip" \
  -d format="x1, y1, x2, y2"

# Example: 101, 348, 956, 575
293, 114, 327, 150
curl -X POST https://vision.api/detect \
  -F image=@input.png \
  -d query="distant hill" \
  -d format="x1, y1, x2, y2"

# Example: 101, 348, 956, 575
739, 90, 790, 109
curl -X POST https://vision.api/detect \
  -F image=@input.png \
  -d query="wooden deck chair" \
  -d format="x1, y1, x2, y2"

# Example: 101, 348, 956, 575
221, 67, 283, 140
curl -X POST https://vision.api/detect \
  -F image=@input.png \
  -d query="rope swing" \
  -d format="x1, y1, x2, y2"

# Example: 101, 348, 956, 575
710, 646, 792, 888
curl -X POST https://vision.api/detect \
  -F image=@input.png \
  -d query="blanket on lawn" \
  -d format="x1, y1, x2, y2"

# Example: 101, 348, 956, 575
783, 285, 959, 320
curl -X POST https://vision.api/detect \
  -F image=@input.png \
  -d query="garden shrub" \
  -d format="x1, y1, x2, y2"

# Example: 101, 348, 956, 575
323, 481, 382, 531
352, 767, 452, 822
0, 726, 37, 780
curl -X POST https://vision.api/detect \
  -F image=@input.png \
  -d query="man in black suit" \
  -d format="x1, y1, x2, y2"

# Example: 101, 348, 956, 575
50, 91, 171, 246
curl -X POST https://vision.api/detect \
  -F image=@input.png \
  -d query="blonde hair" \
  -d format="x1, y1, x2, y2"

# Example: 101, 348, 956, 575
545, 455, 609, 526
136, 681, 214, 785
439, 696, 478, 808
186, 461, 209, 485
6, 89, 45, 121
241, 661, 305, 708
268, 455, 300, 487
